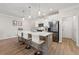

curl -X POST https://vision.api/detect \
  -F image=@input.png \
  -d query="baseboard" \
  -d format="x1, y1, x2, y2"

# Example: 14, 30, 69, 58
76, 43, 79, 47
62, 37, 72, 40
0, 36, 17, 40
59, 40, 62, 43
59, 37, 72, 43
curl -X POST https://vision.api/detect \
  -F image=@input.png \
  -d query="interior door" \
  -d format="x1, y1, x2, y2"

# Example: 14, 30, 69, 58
62, 17, 73, 39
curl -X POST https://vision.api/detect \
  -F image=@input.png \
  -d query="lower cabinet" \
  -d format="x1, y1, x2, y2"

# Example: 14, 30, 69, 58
53, 32, 59, 42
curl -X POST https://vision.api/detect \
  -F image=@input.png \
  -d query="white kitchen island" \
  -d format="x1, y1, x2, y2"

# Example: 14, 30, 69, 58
18, 31, 52, 55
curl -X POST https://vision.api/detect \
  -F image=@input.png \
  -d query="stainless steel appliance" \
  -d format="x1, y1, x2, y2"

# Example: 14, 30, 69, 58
48, 21, 59, 42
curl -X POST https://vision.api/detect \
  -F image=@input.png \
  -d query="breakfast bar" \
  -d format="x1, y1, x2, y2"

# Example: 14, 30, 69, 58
18, 31, 52, 55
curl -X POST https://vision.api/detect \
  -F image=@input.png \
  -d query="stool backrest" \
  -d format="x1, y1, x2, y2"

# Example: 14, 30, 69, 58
23, 33, 28, 39
32, 34, 40, 43
18, 31, 23, 37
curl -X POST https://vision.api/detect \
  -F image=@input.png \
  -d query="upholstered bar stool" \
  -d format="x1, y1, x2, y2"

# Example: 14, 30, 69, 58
17, 31, 24, 42
23, 33, 32, 49
18, 31, 26, 45
31, 34, 45, 55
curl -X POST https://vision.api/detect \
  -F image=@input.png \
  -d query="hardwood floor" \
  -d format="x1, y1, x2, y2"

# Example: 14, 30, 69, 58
0, 37, 36, 55
0, 37, 79, 55
50, 38, 79, 55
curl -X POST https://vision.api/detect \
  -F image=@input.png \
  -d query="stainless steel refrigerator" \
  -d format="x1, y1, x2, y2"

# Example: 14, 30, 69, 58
48, 21, 59, 42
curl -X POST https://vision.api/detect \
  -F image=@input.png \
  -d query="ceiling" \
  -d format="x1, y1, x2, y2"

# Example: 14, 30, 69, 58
0, 3, 79, 19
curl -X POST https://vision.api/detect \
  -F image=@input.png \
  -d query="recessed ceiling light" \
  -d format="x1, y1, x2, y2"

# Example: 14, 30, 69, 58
22, 18, 25, 21
50, 8, 53, 11
28, 16, 32, 19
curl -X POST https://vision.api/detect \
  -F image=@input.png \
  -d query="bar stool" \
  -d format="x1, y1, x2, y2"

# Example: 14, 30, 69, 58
17, 31, 25, 44
31, 34, 45, 55
23, 33, 32, 49
17, 27, 23, 42
34, 42, 43, 55
17, 31, 22, 42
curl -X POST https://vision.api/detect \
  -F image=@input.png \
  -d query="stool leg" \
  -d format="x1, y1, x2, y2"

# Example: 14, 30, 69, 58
34, 51, 42, 55
18, 37, 22, 42
25, 45, 31, 49
25, 40, 31, 49
20, 38, 25, 45
34, 45, 42, 55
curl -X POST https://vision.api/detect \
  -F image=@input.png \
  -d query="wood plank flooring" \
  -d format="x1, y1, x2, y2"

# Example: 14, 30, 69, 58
50, 38, 79, 55
0, 37, 79, 55
0, 37, 36, 55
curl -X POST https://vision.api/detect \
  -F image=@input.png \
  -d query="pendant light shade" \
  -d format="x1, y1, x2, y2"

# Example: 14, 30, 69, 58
22, 10, 25, 20
22, 17, 24, 21
38, 11, 41, 16
38, 3, 41, 16
28, 6, 32, 19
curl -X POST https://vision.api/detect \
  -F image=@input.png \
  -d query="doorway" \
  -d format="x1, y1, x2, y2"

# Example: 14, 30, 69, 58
62, 17, 73, 40
61, 16, 78, 47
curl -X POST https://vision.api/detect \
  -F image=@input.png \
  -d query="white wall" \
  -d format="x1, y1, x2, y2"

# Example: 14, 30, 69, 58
0, 14, 21, 40
62, 16, 73, 39
72, 16, 78, 42
77, 16, 79, 46
22, 19, 35, 31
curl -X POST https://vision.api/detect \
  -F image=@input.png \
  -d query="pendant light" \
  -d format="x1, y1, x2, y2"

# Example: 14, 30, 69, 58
28, 6, 32, 19
22, 10, 25, 21
22, 17, 25, 21
38, 3, 41, 16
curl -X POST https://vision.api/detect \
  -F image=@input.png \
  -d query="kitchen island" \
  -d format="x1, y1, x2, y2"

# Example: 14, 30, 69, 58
18, 31, 52, 55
